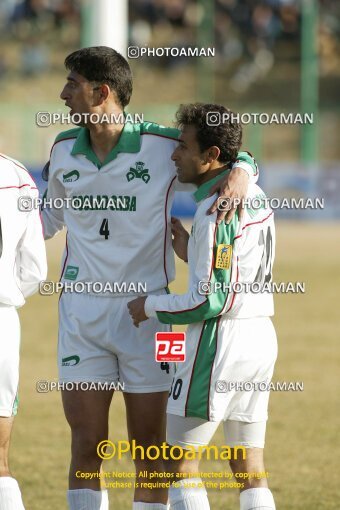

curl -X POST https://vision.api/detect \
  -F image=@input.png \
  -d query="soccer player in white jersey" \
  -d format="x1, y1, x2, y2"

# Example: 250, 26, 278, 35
0, 153, 47, 510
41, 47, 259, 510
128, 104, 277, 510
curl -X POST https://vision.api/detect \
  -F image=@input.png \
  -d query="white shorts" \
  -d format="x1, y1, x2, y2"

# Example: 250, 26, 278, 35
58, 290, 174, 392
0, 305, 20, 417
167, 414, 267, 449
167, 316, 277, 423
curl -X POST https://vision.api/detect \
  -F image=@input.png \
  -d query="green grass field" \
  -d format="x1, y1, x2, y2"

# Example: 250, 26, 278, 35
12, 221, 340, 509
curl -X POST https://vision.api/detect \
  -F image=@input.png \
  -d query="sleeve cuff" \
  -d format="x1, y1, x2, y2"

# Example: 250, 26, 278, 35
144, 295, 158, 318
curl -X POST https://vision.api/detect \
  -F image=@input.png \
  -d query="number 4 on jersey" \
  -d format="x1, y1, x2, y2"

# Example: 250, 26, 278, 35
99, 218, 110, 240
161, 362, 170, 374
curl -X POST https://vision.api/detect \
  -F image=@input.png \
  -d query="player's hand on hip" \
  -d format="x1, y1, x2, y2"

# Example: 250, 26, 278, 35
127, 296, 148, 327
207, 166, 249, 224
171, 217, 189, 262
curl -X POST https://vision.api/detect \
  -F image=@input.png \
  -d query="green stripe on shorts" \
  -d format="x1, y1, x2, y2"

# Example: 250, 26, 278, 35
185, 317, 219, 420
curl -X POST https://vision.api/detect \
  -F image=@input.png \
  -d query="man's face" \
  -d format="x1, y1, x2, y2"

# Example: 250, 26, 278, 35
60, 71, 101, 122
171, 125, 208, 184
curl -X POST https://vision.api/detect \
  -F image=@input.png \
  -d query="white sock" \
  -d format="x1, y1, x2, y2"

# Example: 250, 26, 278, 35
169, 478, 210, 510
67, 489, 108, 510
0, 477, 25, 510
240, 488, 276, 510
133, 504, 167, 509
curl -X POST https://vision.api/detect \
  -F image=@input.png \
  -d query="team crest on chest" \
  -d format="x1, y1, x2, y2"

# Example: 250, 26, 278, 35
126, 161, 150, 183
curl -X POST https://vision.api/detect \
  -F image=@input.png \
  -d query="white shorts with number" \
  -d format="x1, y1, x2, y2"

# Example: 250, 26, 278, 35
0, 304, 20, 417
167, 316, 277, 423
58, 290, 174, 392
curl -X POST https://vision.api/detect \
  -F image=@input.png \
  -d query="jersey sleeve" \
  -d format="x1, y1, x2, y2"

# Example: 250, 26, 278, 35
234, 151, 259, 183
16, 187, 47, 298
144, 206, 239, 325
41, 151, 66, 240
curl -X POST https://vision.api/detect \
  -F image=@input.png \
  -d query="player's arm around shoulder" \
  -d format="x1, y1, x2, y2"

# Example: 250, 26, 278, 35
128, 195, 239, 326
207, 151, 259, 224
140, 121, 180, 141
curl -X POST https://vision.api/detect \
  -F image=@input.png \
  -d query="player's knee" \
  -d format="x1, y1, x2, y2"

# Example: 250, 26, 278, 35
166, 458, 184, 475
71, 429, 105, 461
0, 436, 10, 466
129, 434, 166, 468
133, 456, 166, 479
230, 452, 259, 473
229, 456, 244, 474
134, 429, 165, 447
0, 446, 10, 474
229, 450, 267, 489
0, 435, 9, 451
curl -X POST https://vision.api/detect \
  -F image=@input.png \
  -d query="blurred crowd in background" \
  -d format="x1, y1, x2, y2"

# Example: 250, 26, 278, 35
0, 0, 80, 78
0, 0, 339, 87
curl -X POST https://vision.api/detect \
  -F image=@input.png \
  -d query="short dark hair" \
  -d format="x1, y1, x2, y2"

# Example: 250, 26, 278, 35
65, 46, 133, 108
175, 103, 242, 164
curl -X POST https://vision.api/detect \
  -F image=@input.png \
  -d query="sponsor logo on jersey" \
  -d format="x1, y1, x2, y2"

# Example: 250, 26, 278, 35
64, 265, 79, 280
63, 170, 80, 182
215, 244, 232, 269
62, 355, 80, 366
155, 332, 186, 362
126, 161, 150, 183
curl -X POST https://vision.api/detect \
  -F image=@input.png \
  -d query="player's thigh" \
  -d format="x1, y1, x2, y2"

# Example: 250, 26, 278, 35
166, 414, 220, 474
167, 322, 208, 419
224, 420, 267, 450
58, 292, 119, 384
167, 414, 220, 451
123, 391, 168, 446
114, 291, 174, 393
0, 306, 20, 419
224, 420, 268, 487
218, 317, 277, 423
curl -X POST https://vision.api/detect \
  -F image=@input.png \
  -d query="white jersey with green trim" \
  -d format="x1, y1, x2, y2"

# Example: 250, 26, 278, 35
145, 171, 275, 321
42, 122, 258, 296
0, 154, 47, 307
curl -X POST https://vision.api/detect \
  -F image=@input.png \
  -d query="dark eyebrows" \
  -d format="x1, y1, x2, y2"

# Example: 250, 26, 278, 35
66, 74, 79, 84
